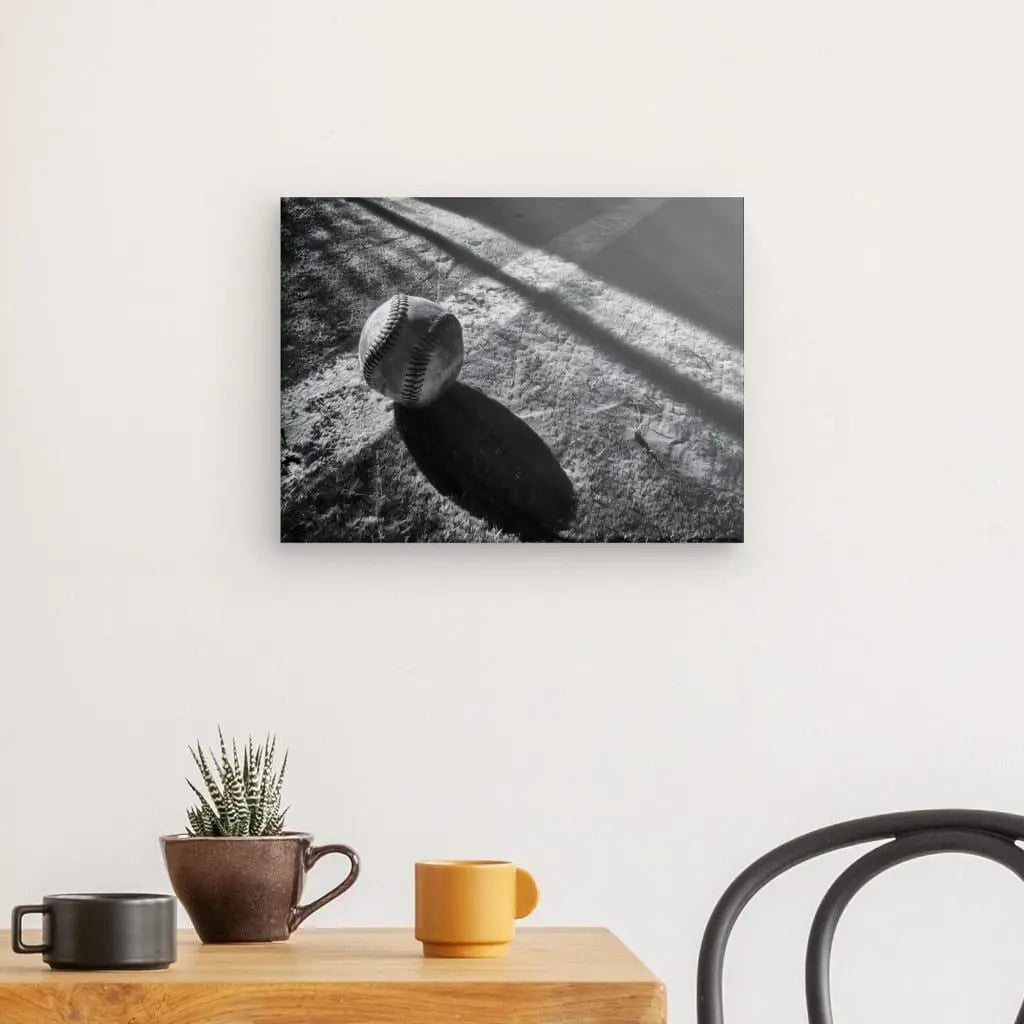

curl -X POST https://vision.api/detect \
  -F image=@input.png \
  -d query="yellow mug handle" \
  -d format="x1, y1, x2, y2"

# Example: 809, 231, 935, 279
515, 867, 539, 919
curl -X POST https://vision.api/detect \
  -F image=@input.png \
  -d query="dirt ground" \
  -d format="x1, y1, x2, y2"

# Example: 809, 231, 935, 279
281, 198, 743, 542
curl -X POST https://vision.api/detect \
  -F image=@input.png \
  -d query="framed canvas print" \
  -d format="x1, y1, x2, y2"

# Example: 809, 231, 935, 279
281, 198, 743, 543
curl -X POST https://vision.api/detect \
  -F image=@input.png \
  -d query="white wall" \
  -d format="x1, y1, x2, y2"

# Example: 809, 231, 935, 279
3, 1, 1023, 1020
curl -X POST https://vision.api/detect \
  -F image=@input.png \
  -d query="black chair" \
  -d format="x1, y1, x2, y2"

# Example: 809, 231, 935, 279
697, 810, 1024, 1023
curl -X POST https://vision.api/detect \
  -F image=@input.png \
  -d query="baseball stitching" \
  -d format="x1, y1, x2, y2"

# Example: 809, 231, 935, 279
361, 293, 408, 388
400, 311, 457, 406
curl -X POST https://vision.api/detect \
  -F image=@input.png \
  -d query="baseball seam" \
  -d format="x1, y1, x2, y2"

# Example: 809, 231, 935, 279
400, 311, 456, 406
361, 293, 408, 388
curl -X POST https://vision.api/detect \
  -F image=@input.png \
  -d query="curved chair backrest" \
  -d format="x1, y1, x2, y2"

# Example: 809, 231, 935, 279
696, 809, 1024, 1024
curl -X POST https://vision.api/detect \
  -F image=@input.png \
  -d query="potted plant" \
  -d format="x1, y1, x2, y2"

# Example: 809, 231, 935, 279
161, 730, 359, 943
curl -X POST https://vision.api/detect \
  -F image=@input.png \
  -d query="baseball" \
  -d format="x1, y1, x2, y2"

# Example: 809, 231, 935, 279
358, 294, 464, 408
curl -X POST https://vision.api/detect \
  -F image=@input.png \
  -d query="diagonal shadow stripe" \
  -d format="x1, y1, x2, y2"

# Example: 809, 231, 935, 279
352, 199, 744, 440
422, 197, 743, 350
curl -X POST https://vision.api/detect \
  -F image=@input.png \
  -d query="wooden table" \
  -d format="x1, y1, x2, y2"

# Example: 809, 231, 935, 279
0, 927, 666, 1023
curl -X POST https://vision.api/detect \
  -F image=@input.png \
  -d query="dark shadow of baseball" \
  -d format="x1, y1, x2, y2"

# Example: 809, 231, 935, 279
395, 383, 576, 541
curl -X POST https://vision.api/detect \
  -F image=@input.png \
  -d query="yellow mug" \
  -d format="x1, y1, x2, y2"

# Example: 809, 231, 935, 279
415, 860, 540, 958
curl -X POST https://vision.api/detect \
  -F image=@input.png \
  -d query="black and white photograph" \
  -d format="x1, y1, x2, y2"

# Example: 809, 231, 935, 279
281, 198, 743, 542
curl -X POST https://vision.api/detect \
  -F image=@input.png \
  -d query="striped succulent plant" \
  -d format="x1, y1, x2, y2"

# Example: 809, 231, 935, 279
185, 729, 289, 837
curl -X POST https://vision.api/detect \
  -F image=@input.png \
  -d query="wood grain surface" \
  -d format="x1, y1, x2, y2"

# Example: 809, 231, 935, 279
0, 927, 666, 1023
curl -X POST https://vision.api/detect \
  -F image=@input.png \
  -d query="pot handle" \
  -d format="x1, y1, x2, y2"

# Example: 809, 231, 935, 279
288, 844, 360, 932
11, 905, 49, 954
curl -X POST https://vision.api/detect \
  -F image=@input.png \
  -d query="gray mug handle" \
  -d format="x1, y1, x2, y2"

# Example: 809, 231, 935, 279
11, 905, 49, 954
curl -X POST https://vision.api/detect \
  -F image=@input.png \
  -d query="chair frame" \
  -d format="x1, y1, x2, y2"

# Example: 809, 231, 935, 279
696, 809, 1024, 1023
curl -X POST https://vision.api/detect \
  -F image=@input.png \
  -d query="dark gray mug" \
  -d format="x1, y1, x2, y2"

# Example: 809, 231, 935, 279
11, 893, 176, 970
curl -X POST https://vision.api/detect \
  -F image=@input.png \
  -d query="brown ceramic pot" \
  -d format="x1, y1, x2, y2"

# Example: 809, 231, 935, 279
160, 832, 359, 943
